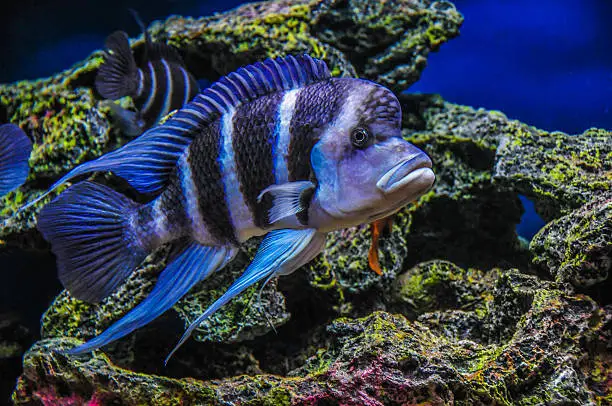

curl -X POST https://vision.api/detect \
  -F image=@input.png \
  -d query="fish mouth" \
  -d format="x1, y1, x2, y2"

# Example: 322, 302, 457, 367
376, 154, 434, 195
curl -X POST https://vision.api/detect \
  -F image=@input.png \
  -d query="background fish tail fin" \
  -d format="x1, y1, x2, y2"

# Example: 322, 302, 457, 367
95, 31, 140, 99
0, 124, 32, 196
37, 181, 149, 303
66, 243, 237, 355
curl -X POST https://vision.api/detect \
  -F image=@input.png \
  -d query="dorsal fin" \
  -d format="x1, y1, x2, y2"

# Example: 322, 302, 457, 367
8, 55, 332, 217
128, 8, 185, 66
191, 54, 331, 116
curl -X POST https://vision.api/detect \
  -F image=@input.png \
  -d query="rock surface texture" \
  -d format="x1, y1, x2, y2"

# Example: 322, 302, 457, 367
2, 0, 611, 405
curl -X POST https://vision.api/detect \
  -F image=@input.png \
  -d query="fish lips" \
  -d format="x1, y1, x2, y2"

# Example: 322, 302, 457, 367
376, 154, 434, 195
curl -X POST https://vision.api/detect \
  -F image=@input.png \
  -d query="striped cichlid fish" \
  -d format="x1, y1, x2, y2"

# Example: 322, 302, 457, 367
95, 16, 199, 136
0, 124, 32, 197
35, 55, 435, 363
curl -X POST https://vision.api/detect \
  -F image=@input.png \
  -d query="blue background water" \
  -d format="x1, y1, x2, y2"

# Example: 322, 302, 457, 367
1, 0, 611, 239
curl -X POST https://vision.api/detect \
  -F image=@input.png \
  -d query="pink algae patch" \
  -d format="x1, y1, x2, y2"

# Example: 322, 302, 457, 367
36, 387, 107, 406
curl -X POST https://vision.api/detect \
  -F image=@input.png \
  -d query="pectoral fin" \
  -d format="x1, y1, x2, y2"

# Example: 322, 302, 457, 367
165, 228, 326, 364
103, 101, 145, 137
257, 181, 315, 224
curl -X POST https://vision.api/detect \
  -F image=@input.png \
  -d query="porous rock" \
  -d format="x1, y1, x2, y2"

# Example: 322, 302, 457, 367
494, 127, 612, 221
13, 265, 611, 405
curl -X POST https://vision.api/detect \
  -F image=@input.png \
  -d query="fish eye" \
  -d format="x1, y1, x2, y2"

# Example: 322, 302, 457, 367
351, 127, 370, 148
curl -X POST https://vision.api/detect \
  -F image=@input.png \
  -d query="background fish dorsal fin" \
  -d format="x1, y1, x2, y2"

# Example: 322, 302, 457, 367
191, 54, 331, 117
128, 8, 185, 66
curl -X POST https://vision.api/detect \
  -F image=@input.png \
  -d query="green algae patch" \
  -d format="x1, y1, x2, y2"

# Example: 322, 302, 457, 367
393, 260, 496, 316
175, 258, 291, 344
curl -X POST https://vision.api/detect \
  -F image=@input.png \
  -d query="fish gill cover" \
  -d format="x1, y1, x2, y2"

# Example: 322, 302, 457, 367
0, 1, 610, 405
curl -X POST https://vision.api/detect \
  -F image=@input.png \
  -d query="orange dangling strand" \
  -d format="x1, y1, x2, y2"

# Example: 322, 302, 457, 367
368, 216, 394, 275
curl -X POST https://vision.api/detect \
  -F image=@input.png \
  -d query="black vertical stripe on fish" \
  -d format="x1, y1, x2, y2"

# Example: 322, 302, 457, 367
297, 186, 315, 225
232, 92, 284, 228
187, 120, 237, 244
287, 80, 353, 182
133, 59, 200, 130
157, 172, 190, 235
134, 62, 157, 116
138, 61, 168, 128
163, 63, 195, 123
155, 59, 180, 125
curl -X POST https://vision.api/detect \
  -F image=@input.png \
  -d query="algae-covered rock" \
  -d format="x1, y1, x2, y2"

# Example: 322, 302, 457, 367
530, 193, 611, 288
494, 127, 612, 221
155, 0, 463, 93
13, 266, 610, 405
0, 0, 462, 247
392, 260, 496, 317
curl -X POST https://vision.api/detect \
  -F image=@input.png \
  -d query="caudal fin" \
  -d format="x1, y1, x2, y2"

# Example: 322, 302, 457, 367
37, 181, 148, 303
0, 124, 32, 197
95, 31, 140, 100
